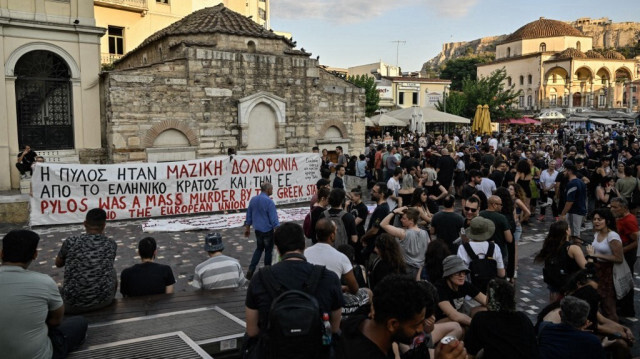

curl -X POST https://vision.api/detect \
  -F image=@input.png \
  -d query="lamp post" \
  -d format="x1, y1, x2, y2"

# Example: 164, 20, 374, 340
443, 85, 450, 113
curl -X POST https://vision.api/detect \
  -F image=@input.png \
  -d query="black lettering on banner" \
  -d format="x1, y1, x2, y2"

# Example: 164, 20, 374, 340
80, 184, 100, 196
230, 176, 247, 189
277, 173, 292, 187
252, 175, 271, 187
40, 166, 50, 181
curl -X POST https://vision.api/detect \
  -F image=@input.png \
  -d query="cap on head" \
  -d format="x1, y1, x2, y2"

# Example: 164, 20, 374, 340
204, 232, 224, 252
466, 217, 496, 241
442, 255, 469, 278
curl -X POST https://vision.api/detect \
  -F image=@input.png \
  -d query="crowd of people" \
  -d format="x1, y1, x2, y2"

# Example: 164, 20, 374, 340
1, 124, 640, 358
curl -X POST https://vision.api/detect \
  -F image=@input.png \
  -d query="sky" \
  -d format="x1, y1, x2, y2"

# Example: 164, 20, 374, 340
269, 0, 640, 72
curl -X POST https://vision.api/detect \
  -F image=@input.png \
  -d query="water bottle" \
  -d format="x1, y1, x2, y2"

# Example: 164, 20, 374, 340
322, 313, 332, 346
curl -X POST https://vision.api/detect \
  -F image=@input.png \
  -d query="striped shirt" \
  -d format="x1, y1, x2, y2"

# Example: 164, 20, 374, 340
192, 255, 247, 290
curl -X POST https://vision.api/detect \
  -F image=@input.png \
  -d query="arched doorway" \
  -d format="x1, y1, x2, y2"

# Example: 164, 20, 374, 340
15, 50, 73, 149
247, 103, 277, 150
573, 92, 582, 107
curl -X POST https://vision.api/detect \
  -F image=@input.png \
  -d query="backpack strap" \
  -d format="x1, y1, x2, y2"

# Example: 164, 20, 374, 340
463, 242, 479, 261
303, 265, 325, 295
260, 266, 283, 300
486, 242, 495, 258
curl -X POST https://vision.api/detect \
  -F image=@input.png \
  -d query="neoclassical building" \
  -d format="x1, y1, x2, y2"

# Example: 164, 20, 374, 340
0, 0, 104, 191
102, 4, 365, 162
477, 17, 639, 111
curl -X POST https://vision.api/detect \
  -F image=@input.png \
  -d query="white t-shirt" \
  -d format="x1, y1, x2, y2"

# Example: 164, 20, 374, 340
489, 138, 498, 152
592, 231, 622, 261
387, 177, 401, 211
477, 177, 496, 199
539, 169, 558, 191
457, 241, 505, 269
304, 243, 353, 278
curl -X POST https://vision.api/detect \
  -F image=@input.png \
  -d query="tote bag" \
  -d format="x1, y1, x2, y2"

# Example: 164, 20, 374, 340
613, 257, 633, 300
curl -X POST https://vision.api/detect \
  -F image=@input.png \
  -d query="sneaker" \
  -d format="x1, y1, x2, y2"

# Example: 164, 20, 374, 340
537, 215, 545, 222
245, 270, 254, 280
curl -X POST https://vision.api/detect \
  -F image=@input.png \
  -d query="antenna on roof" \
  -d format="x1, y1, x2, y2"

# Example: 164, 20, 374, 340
390, 40, 406, 68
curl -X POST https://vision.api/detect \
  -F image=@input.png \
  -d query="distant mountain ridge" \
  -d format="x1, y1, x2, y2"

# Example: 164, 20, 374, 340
421, 17, 640, 73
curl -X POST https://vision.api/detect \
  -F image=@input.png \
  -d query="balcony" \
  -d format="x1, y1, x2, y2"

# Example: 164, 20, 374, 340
94, 0, 148, 14
101, 53, 123, 66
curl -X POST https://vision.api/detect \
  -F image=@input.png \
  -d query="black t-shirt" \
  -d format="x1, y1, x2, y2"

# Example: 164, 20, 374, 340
430, 211, 464, 250
333, 176, 344, 189
310, 205, 327, 243
120, 262, 176, 297
462, 183, 478, 200
465, 311, 539, 359
17, 150, 37, 165
436, 156, 456, 182
367, 203, 389, 232
435, 279, 480, 320
489, 170, 506, 188
246, 260, 343, 331
348, 202, 369, 238
339, 310, 431, 359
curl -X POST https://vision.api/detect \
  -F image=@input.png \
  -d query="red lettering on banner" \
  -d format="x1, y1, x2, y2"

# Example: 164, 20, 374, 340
99, 196, 126, 210
277, 185, 303, 199
306, 184, 317, 196
40, 198, 88, 214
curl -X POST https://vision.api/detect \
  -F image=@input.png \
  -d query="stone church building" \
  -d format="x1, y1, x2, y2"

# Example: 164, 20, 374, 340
103, 4, 365, 163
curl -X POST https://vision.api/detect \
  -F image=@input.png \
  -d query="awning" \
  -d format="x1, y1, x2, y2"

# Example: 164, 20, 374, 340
567, 117, 587, 122
589, 118, 617, 126
498, 118, 541, 125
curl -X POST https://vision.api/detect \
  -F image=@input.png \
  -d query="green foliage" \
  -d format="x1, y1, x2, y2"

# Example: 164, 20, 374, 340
436, 68, 522, 120
460, 68, 522, 120
347, 75, 380, 117
435, 91, 467, 116
439, 55, 494, 91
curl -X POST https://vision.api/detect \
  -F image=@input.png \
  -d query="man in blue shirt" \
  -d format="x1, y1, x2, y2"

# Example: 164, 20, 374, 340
244, 182, 280, 280
559, 161, 587, 238
538, 296, 605, 359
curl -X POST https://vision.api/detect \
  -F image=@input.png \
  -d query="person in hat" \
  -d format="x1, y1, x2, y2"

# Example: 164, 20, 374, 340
434, 255, 487, 327
120, 237, 176, 297
192, 233, 246, 290
457, 217, 506, 280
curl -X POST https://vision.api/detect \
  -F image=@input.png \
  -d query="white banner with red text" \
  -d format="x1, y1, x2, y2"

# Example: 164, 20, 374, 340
30, 153, 321, 226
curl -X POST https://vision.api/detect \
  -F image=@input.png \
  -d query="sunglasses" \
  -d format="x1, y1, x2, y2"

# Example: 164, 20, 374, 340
464, 207, 478, 213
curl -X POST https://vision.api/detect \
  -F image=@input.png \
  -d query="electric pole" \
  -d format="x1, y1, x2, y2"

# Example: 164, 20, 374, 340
390, 40, 406, 69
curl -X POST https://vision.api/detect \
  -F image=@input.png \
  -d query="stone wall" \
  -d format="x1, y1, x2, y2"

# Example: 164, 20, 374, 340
103, 43, 365, 162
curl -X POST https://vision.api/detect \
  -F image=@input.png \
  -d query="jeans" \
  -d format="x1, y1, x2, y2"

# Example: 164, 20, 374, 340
49, 316, 88, 359
249, 230, 274, 272
514, 224, 522, 242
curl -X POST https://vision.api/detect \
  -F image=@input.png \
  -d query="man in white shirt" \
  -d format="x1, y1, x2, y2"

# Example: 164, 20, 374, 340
476, 169, 496, 200
386, 167, 402, 211
488, 135, 498, 153
457, 217, 506, 291
539, 161, 559, 221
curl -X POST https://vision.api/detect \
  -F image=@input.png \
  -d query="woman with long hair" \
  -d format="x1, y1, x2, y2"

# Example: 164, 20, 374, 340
509, 183, 531, 244
495, 187, 517, 281
514, 159, 533, 219
417, 239, 451, 283
595, 176, 618, 209
409, 187, 433, 228
534, 220, 593, 302
421, 168, 448, 214
368, 233, 407, 289
590, 208, 624, 322
398, 167, 417, 208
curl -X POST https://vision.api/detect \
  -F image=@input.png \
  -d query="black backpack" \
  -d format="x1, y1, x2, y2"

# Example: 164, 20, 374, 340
462, 242, 498, 293
259, 264, 327, 359
543, 253, 568, 291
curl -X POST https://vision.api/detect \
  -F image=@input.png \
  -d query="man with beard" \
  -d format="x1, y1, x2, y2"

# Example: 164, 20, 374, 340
489, 160, 509, 189
339, 275, 467, 359
360, 182, 391, 263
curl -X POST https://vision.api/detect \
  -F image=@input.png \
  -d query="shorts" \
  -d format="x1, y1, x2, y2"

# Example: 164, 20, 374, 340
567, 213, 584, 238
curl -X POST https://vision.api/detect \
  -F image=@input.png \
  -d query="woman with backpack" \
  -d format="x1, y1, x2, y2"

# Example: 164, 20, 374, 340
535, 220, 594, 302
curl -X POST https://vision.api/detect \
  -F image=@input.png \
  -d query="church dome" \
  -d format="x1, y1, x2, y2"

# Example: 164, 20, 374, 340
556, 48, 586, 59
503, 17, 585, 43
585, 50, 604, 59
603, 50, 626, 60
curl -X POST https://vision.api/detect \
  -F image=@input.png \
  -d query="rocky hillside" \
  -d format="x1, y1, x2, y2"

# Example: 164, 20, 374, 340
422, 17, 640, 73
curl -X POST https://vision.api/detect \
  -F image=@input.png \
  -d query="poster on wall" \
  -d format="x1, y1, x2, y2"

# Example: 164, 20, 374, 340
30, 153, 321, 226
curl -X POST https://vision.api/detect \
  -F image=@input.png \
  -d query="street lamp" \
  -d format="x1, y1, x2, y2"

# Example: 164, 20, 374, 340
443, 85, 450, 113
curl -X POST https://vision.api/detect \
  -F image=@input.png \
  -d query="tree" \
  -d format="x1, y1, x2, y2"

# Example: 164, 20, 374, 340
439, 55, 494, 91
347, 75, 380, 117
461, 68, 522, 120
435, 91, 467, 116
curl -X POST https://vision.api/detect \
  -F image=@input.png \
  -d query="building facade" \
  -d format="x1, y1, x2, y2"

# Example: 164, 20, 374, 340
102, 5, 365, 163
95, 0, 270, 65
477, 17, 639, 112
0, 0, 105, 190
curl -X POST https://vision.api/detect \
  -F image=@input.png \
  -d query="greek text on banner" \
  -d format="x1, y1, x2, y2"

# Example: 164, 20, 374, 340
30, 153, 321, 226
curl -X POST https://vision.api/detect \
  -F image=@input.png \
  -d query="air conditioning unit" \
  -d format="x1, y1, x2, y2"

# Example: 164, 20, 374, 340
576, 108, 583, 113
